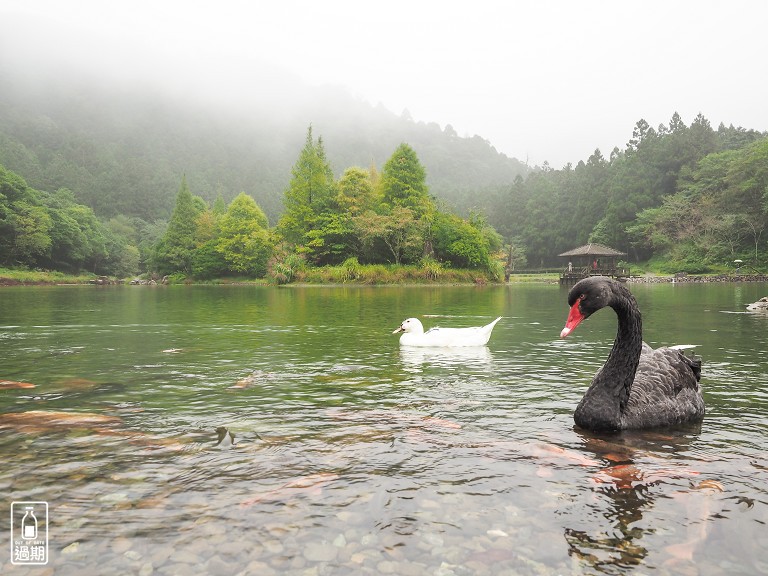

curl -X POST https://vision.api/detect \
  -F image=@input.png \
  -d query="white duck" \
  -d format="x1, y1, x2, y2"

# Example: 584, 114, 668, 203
393, 317, 502, 347
746, 296, 768, 312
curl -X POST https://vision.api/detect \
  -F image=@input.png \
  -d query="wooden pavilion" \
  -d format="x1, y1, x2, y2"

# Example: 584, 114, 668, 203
558, 243, 628, 285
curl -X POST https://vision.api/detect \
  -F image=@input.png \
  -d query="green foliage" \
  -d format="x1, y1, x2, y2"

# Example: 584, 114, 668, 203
215, 192, 273, 276
419, 256, 444, 280
304, 212, 356, 266
267, 245, 306, 285
153, 176, 203, 275
9, 62, 768, 276
40, 193, 109, 272
0, 64, 529, 226
483, 113, 767, 269
432, 211, 495, 270
337, 167, 378, 215
341, 257, 362, 282
109, 243, 140, 277
353, 206, 422, 265
9, 102, 765, 280
0, 266, 97, 284
298, 261, 486, 284
485, 258, 505, 282
278, 126, 337, 246
138, 219, 167, 273
629, 137, 768, 271
274, 135, 496, 273
164, 272, 189, 284
504, 238, 528, 272
192, 239, 229, 279
212, 194, 227, 216
1, 129, 507, 281
8, 200, 52, 264
0, 165, 138, 275
381, 143, 430, 217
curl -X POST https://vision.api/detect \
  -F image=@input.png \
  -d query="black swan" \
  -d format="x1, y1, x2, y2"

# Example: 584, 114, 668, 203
560, 276, 704, 432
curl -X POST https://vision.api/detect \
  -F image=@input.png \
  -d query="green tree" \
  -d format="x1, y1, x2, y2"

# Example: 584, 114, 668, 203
216, 192, 272, 276
101, 219, 140, 277
505, 238, 528, 272
191, 205, 227, 279
629, 137, 768, 270
153, 176, 203, 275
432, 211, 492, 269
381, 143, 430, 217
304, 212, 357, 266
212, 194, 227, 216
337, 167, 378, 215
8, 201, 52, 265
278, 126, 336, 246
353, 206, 421, 265
138, 219, 167, 273
0, 165, 42, 265
40, 189, 110, 272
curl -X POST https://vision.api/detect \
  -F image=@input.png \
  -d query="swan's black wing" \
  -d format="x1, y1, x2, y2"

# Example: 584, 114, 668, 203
622, 343, 705, 428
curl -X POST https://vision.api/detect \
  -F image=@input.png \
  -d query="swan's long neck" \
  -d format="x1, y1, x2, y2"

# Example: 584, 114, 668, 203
575, 288, 643, 430
603, 293, 643, 408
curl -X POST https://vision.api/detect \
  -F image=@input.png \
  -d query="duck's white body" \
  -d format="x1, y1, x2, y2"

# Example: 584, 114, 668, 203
746, 297, 768, 312
393, 317, 501, 347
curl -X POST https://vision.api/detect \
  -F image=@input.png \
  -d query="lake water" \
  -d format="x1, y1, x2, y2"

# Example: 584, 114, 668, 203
1, 282, 767, 575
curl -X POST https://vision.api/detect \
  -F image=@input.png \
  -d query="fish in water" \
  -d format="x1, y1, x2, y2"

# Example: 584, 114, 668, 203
0, 410, 123, 434
241, 472, 339, 507
0, 380, 35, 389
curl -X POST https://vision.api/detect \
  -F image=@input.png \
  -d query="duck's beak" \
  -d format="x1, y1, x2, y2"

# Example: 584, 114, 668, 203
393, 325, 405, 334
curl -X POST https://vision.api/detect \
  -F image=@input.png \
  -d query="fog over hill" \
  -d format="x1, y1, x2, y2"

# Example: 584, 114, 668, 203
0, 23, 529, 223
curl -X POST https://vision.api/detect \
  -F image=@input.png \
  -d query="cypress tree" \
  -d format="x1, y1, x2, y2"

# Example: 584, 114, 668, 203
154, 175, 202, 275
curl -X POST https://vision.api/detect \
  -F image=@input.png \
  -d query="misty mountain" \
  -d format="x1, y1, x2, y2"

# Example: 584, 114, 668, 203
0, 56, 528, 224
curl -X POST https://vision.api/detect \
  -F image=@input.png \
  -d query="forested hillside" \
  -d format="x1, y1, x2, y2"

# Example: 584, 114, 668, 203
0, 131, 504, 281
1, 58, 766, 279
482, 115, 767, 270
0, 62, 528, 224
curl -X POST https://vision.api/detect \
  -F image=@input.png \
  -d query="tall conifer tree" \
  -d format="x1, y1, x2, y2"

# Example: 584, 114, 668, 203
381, 143, 429, 217
278, 125, 336, 246
153, 175, 202, 274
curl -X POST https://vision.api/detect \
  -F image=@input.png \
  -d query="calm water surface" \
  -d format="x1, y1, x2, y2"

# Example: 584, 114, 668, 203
1, 282, 767, 575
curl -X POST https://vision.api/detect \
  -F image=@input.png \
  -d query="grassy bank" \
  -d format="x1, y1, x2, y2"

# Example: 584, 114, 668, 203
0, 266, 559, 286
0, 268, 98, 286
294, 263, 495, 284
1, 264, 508, 286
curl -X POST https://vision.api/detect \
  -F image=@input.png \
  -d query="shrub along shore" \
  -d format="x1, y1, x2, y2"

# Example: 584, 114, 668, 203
626, 273, 768, 283
2, 267, 767, 287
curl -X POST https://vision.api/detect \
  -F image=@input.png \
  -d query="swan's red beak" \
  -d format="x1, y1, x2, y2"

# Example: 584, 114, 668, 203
560, 300, 585, 338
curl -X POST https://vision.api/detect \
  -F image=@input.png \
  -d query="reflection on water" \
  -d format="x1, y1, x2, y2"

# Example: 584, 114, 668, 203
399, 345, 494, 370
0, 284, 767, 575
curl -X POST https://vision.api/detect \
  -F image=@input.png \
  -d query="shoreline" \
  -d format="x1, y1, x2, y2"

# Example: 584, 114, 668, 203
3, 273, 768, 287
625, 273, 768, 284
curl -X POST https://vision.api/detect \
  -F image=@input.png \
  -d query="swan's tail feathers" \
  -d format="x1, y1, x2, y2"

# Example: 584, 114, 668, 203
681, 353, 702, 382
670, 344, 702, 381
478, 317, 502, 345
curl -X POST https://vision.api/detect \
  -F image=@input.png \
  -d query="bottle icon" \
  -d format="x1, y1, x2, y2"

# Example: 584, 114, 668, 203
22, 507, 37, 540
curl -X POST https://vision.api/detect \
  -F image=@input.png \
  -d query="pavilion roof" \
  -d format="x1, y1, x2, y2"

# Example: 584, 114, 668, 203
558, 243, 626, 257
